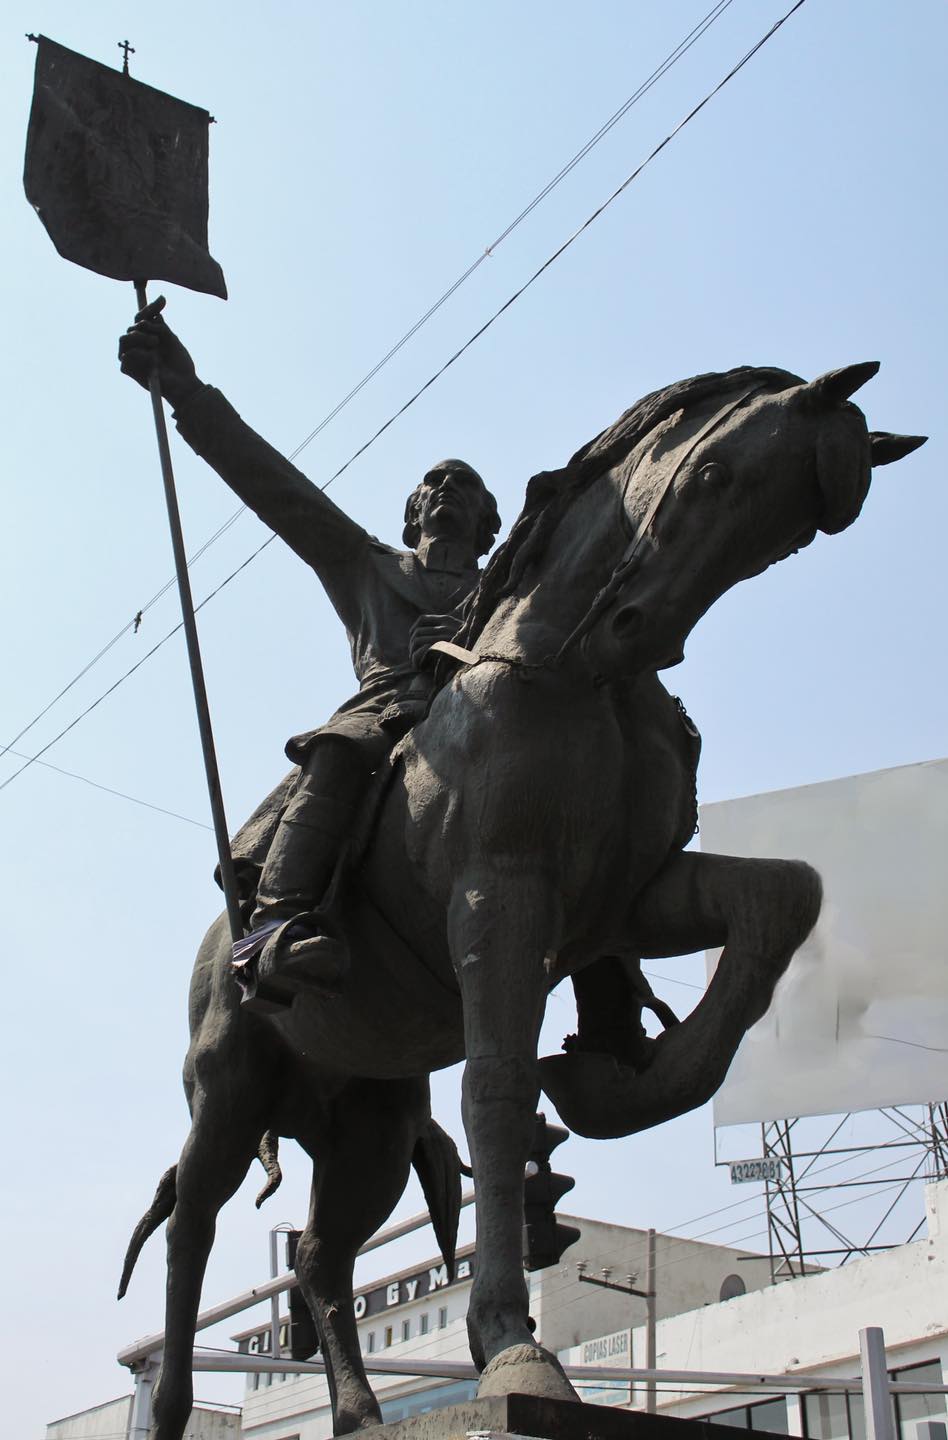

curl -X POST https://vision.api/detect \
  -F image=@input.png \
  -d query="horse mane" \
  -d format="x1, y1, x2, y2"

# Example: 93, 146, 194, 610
455, 365, 804, 650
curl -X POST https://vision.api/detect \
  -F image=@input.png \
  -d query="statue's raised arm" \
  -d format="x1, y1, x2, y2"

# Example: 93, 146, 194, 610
119, 305, 501, 1009
119, 307, 367, 585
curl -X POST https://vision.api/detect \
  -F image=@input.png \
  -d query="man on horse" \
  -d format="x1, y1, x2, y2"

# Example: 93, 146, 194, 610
119, 308, 500, 1007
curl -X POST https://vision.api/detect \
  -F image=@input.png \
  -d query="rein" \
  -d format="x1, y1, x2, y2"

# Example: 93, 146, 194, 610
432, 384, 763, 676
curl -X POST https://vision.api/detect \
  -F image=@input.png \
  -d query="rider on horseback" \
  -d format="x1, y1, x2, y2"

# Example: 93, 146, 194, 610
119, 306, 500, 1008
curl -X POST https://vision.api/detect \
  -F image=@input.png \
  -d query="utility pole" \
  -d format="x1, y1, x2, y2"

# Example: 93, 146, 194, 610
577, 1226, 658, 1413
644, 1228, 657, 1413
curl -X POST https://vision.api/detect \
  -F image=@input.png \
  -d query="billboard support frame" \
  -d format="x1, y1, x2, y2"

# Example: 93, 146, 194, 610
757, 1105, 948, 1284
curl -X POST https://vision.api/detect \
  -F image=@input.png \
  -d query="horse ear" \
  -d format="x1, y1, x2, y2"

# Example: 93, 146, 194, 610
808, 361, 880, 406
869, 431, 927, 466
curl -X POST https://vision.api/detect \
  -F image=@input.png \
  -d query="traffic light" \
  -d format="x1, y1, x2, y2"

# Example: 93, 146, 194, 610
285, 1230, 320, 1361
522, 1113, 581, 1271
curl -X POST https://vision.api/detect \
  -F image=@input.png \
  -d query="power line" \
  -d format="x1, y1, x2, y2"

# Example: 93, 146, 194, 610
285, 0, 737, 461
0, 534, 274, 797
308, 0, 810, 495
1, 747, 212, 831
1, 0, 808, 799
1, 1, 735, 770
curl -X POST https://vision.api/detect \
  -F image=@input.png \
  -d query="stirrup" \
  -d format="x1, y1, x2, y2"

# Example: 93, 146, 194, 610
231, 912, 347, 1013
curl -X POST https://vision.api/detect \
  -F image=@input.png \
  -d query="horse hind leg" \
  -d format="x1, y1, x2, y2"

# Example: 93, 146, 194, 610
151, 1088, 270, 1440
294, 1077, 432, 1435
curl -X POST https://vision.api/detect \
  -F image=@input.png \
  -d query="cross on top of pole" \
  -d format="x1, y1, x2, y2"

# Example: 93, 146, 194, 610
118, 39, 135, 74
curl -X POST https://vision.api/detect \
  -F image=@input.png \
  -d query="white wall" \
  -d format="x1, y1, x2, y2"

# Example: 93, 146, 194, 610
47, 1397, 130, 1440
625, 1180, 948, 1428
535, 1216, 773, 1353
46, 1399, 238, 1440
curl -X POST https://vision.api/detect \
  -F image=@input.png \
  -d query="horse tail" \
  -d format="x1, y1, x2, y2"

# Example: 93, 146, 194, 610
411, 1119, 463, 1280
117, 1132, 282, 1300
117, 1164, 178, 1300
254, 1130, 282, 1208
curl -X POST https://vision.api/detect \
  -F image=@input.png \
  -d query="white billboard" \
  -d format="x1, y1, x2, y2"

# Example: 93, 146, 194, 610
701, 759, 948, 1127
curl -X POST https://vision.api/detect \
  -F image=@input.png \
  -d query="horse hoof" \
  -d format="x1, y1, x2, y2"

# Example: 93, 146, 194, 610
477, 1343, 578, 1402
539, 1039, 721, 1138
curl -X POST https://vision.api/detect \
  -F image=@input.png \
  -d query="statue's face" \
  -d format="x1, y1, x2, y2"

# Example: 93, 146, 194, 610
416, 463, 487, 547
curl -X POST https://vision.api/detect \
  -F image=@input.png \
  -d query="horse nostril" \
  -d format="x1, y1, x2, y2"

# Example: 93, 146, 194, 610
611, 603, 644, 639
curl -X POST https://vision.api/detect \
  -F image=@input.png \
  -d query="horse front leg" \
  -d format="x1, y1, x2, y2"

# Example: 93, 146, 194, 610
542, 850, 822, 1138
449, 865, 577, 1401
152, 1082, 269, 1440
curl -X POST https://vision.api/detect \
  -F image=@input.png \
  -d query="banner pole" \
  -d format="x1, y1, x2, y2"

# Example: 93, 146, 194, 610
134, 279, 244, 944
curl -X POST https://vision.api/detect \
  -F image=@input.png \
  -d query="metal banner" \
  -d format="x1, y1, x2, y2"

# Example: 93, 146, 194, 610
24, 36, 226, 297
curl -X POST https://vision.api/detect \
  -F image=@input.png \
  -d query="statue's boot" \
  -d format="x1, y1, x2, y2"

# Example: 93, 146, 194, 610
232, 786, 360, 1013
233, 908, 348, 1013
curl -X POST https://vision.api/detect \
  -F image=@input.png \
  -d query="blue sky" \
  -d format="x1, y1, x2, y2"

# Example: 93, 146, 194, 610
2, 3, 945, 1433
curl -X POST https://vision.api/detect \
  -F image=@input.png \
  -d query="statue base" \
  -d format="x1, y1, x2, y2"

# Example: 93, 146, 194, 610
366, 1392, 776, 1440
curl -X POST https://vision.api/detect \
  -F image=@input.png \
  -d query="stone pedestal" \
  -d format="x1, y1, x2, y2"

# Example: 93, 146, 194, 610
365, 1393, 781, 1440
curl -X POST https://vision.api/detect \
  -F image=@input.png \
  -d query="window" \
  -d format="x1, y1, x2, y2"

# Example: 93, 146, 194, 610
708, 1398, 788, 1432
803, 1391, 862, 1440
893, 1361, 947, 1440
720, 1273, 747, 1302
804, 1359, 945, 1440
805, 1390, 868, 1440
384, 1326, 393, 1348
402, 1319, 411, 1342
419, 1313, 429, 1335
438, 1306, 448, 1330
366, 1331, 375, 1354
380, 1380, 478, 1423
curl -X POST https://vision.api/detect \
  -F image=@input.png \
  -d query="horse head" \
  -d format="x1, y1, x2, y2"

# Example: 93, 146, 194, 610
581, 362, 926, 678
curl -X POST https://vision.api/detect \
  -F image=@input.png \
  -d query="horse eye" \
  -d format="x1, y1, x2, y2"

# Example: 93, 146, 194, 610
699, 461, 728, 485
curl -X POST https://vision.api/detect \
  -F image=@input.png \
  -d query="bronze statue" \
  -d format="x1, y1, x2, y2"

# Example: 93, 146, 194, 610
120, 312, 500, 1005
116, 341, 924, 1438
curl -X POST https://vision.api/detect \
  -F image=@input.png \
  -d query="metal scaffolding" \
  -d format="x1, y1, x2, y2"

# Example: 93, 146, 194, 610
761, 1103, 948, 1282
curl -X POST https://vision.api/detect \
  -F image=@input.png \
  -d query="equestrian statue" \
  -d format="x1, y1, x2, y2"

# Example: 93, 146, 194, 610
117, 313, 925, 1437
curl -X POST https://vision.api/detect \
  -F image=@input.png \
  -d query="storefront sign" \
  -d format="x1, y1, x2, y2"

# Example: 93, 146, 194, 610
237, 1250, 475, 1352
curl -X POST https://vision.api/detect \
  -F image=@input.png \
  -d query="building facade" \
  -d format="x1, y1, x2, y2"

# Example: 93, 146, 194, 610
46, 1397, 240, 1440
563, 1180, 948, 1439
234, 1216, 776, 1438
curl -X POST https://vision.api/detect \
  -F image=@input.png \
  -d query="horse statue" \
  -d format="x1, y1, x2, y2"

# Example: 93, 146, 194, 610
119, 361, 924, 1437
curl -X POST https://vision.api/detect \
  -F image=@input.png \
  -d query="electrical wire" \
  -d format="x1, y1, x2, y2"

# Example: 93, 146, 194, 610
1, 0, 808, 801
1, 0, 736, 769
348, 1148, 934, 1368
212, 1165, 933, 1389
0, 533, 272, 796
527, 1171, 929, 1341
285, 0, 737, 460
2, 746, 213, 830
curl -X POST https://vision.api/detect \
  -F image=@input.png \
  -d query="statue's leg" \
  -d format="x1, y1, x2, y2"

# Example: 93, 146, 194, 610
238, 738, 373, 1007
541, 850, 822, 1138
252, 737, 370, 927
294, 1077, 429, 1435
569, 954, 663, 1066
448, 865, 577, 1401
152, 1084, 270, 1440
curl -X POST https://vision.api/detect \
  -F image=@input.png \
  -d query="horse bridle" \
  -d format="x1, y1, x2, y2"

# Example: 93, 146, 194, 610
431, 383, 765, 675
549, 383, 766, 666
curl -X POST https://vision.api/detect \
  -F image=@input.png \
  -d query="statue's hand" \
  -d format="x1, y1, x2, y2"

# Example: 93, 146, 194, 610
409, 612, 460, 669
118, 296, 203, 409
